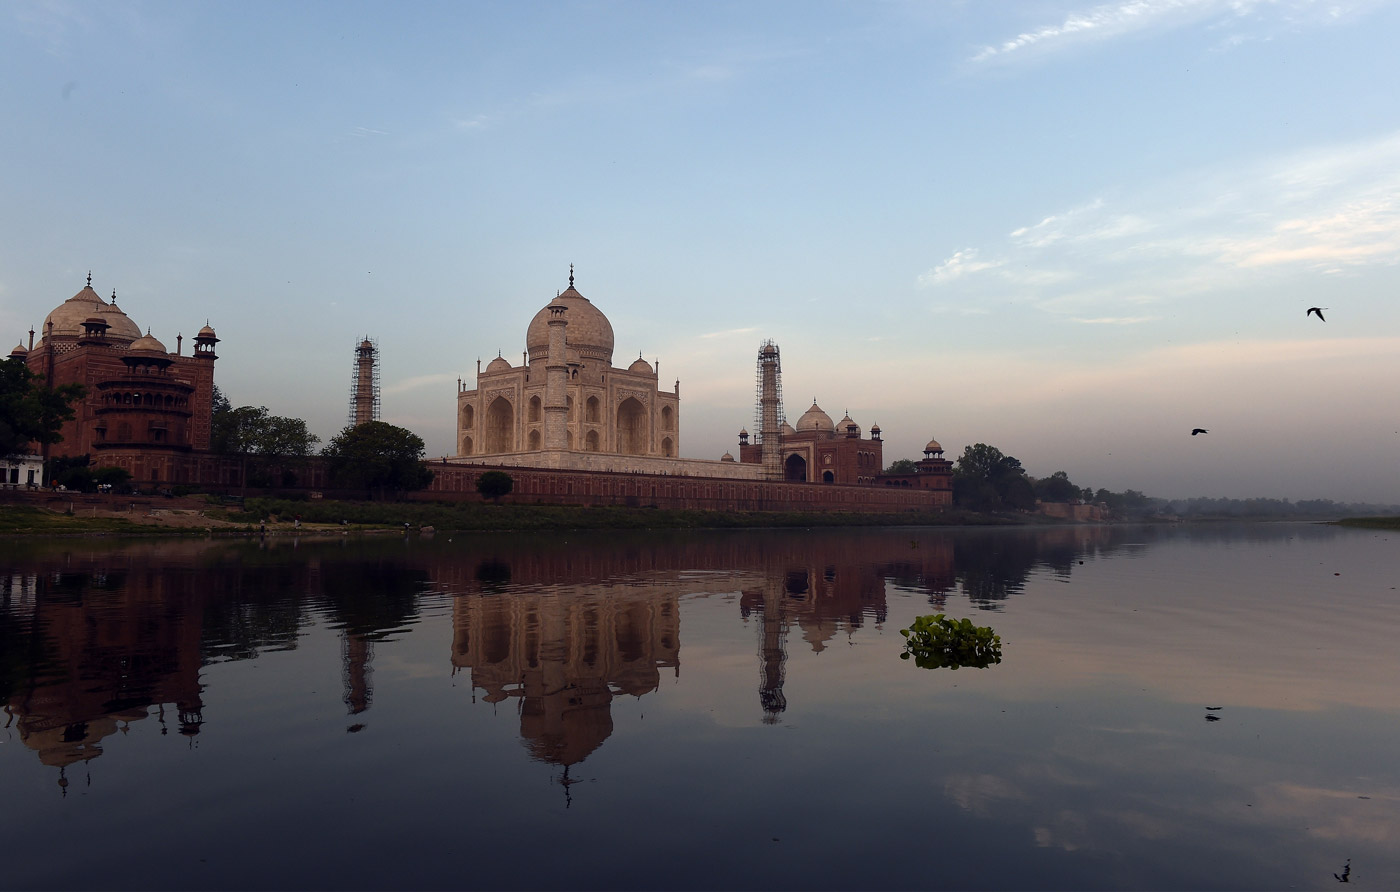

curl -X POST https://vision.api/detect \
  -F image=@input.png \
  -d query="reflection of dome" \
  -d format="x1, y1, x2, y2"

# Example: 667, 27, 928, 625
628, 356, 653, 374
526, 283, 615, 365
924, 438, 944, 455
130, 330, 168, 354
795, 402, 834, 433
485, 355, 512, 373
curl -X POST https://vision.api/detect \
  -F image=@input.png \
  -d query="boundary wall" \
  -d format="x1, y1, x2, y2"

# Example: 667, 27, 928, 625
422, 464, 951, 513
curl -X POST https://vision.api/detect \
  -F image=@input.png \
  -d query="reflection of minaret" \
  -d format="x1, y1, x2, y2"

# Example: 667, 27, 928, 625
758, 580, 788, 723
348, 337, 380, 427
342, 633, 374, 715
755, 341, 785, 481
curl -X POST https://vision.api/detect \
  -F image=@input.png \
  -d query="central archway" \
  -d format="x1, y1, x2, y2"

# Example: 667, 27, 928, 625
485, 396, 514, 453
784, 453, 807, 482
617, 397, 648, 455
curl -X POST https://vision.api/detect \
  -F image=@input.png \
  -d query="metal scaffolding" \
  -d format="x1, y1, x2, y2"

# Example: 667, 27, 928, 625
348, 337, 380, 427
754, 340, 785, 481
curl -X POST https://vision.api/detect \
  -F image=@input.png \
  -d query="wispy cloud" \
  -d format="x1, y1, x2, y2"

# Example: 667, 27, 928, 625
928, 129, 1400, 320
1073, 315, 1160, 324
918, 248, 1001, 286
699, 326, 758, 339
970, 0, 1378, 64
383, 373, 458, 396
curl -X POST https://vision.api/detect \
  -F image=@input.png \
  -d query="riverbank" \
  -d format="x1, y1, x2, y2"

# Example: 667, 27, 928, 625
1, 496, 1031, 536
1336, 516, 1400, 530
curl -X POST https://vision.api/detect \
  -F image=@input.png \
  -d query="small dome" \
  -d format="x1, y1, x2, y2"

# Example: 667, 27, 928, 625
780, 420, 796, 436
628, 356, 653, 374
525, 282, 615, 365
739, 427, 749, 437
720, 452, 735, 462
199, 324, 218, 337
795, 401, 834, 433
9, 342, 27, 357
870, 422, 881, 432
130, 330, 168, 354
485, 355, 512, 373
838, 413, 860, 437
924, 438, 944, 455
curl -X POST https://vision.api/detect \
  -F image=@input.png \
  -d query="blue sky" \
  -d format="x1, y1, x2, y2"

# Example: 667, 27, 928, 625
3, 0, 1397, 501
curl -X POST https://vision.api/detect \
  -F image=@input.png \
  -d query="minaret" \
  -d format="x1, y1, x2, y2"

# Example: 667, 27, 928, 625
349, 337, 380, 427
544, 305, 568, 451
754, 341, 784, 481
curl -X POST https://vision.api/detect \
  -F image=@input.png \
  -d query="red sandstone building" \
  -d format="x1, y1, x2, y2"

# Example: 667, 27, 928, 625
11, 276, 223, 486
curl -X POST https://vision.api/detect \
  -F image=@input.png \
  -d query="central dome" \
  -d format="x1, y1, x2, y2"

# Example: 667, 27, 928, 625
41, 282, 142, 342
795, 401, 835, 434
526, 284, 615, 365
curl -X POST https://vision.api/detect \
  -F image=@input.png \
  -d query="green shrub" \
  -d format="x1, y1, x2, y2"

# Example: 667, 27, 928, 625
899, 613, 1002, 670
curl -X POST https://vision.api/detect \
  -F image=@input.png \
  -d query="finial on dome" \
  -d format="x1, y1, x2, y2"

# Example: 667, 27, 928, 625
86, 271, 92, 287
110, 289, 118, 305
569, 263, 574, 288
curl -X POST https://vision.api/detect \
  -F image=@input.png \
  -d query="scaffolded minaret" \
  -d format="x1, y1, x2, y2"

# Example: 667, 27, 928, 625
754, 341, 785, 481
349, 337, 380, 427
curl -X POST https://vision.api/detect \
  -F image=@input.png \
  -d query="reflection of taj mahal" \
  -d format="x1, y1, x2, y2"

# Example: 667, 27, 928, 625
456, 268, 684, 467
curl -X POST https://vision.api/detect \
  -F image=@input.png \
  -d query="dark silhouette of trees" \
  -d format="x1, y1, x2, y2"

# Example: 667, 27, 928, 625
322, 421, 434, 496
476, 470, 514, 502
953, 443, 1035, 511
0, 357, 84, 457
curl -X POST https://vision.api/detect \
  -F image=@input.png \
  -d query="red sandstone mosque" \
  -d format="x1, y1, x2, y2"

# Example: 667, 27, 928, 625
10, 275, 226, 487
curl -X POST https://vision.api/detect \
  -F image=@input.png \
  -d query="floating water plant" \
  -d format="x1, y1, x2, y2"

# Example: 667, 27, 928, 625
899, 613, 1002, 670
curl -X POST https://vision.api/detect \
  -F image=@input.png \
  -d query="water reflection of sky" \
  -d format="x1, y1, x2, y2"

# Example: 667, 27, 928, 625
1, 525, 1396, 890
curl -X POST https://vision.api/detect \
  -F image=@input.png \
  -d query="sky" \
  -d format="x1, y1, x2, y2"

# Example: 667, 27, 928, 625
2, 0, 1397, 502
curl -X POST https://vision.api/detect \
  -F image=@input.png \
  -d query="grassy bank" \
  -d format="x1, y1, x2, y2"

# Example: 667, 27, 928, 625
0, 505, 183, 536
1336, 516, 1400, 530
221, 497, 1021, 531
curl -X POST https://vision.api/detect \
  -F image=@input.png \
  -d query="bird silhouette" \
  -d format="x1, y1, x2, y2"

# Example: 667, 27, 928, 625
1307, 307, 1327, 321
1191, 428, 1208, 436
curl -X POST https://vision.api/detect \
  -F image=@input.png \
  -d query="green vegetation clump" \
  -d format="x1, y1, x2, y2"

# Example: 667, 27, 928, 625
1337, 516, 1400, 530
900, 613, 1002, 670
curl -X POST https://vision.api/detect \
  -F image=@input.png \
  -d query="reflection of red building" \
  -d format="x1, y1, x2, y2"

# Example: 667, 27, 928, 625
451, 589, 680, 768
2, 568, 206, 790
12, 276, 226, 486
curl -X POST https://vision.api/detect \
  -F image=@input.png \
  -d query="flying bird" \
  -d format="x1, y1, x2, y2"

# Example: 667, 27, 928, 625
1307, 307, 1327, 321
1191, 428, 1208, 436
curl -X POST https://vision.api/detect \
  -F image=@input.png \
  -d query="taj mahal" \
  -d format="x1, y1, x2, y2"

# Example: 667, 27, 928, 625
449, 269, 953, 498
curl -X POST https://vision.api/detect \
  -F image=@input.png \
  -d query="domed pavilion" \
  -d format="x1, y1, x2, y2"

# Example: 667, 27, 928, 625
456, 268, 681, 462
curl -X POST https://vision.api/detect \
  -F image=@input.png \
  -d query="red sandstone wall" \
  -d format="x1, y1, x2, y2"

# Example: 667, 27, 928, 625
420, 463, 951, 513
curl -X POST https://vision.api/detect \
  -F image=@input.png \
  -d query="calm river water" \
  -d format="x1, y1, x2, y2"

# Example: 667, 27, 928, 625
2, 523, 1397, 890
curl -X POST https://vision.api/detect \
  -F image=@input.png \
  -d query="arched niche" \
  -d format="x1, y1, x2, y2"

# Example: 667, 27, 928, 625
485, 396, 514, 453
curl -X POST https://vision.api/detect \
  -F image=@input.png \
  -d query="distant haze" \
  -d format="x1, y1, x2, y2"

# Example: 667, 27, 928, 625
2, 2, 1397, 502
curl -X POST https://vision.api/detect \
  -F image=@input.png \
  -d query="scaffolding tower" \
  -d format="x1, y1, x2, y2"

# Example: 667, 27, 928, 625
348, 337, 381, 427
754, 340, 785, 481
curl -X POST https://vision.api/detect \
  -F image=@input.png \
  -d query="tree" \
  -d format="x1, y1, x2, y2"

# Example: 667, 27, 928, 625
885, 459, 917, 475
322, 421, 435, 495
210, 399, 319, 457
0, 357, 85, 457
1033, 470, 1079, 503
953, 443, 1034, 512
476, 470, 514, 502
